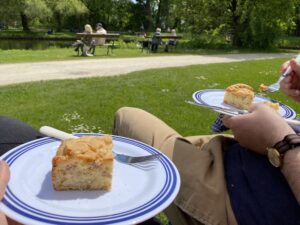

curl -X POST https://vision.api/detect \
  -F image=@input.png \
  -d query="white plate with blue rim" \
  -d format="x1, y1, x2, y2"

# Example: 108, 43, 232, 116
192, 89, 296, 119
0, 134, 180, 225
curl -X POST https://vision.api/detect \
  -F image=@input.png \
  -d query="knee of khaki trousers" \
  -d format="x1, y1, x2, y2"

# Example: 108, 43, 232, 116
112, 107, 181, 159
165, 203, 205, 225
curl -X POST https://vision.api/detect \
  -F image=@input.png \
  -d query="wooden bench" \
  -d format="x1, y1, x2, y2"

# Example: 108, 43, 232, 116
75, 33, 120, 55
144, 35, 182, 52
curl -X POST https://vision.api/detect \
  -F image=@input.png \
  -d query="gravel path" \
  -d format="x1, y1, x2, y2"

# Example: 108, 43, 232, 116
0, 53, 293, 86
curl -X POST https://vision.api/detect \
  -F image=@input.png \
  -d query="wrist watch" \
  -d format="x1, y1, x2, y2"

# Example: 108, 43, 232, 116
267, 134, 300, 167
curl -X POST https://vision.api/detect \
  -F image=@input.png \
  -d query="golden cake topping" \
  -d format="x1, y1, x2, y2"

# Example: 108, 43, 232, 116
225, 83, 254, 96
56, 136, 113, 161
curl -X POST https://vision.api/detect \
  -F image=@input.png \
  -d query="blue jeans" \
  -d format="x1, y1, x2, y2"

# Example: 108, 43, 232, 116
225, 143, 300, 225
0, 116, 44, 155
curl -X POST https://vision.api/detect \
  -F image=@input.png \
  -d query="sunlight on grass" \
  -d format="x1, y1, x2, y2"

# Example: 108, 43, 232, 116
0, 58, 299, 136
61, 111, 104, 133
0, 58, 299, 224
0, 44, 275, 64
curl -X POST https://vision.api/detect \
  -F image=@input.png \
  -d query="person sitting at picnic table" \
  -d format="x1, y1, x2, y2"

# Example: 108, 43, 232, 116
90, 23, 107, 55
151, 27, 162, 52
164, 29, 177, 52
72, 24, 94, 57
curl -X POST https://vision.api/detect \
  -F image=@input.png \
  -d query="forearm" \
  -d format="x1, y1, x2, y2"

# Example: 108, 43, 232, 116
281, 148, 300, 204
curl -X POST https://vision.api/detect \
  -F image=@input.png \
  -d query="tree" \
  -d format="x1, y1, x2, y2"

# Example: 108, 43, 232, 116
109, 0, 133, 30
45, 0, 88, 32
171, 0, 296, 48
0, 0, 52, 31
81, 0, 113, 30
293, 0, 300, 36
0, 0, 87, 31
237, 0, 295, 48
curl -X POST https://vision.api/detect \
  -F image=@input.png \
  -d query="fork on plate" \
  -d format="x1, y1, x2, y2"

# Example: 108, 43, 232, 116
39, 126, 161, 164
185, 100, 247, 116
267, 54, 300, 92
113, 153, 161, 164
185, 100, 300, 126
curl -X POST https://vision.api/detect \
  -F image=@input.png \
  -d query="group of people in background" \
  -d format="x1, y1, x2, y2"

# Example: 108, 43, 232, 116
73, 24, 178, 56
150, 27, 177, 52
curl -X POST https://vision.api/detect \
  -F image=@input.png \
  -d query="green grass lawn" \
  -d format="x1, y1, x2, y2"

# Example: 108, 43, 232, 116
0, 47, 145, 64
0, 58, 299, 225
0, 58, 299, 136
0, 46, 246, 64
1, 41, 294, 64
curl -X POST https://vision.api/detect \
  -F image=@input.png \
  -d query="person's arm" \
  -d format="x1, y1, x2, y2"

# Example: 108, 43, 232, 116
281, 148, 300, 204
223, 104, 300, 204
0, 160, 10, 225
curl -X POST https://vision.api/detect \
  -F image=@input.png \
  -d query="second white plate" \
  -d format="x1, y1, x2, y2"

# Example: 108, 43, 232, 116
193, 89, 296, 119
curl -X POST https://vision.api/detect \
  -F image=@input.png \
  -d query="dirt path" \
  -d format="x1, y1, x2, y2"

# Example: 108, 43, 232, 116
0, 53, 293, 86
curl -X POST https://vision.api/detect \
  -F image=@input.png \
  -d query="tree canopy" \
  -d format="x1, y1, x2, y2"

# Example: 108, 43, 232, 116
0, 0, 300, 48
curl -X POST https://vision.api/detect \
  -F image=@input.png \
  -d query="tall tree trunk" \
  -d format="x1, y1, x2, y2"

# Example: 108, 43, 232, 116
77, 15, 82, 32
155, 0, 162, 29
158, 0, 170, 30
230, 0, 242, 47
145, 0, 153, 31
164, 0, 170, 29
20, 13, 30, 31
173, 17, 180, 29
56, 13, 62, 32
296, 20, 300, 36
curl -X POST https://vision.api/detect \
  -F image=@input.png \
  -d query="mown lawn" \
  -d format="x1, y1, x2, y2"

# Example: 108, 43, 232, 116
0, 57, 299, 136
1, 43, 286, 64
1, 57, 299, 225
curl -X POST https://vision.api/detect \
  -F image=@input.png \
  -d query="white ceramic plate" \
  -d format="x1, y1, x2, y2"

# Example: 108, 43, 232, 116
0, 134, 180, 225
192, 89, 296, 119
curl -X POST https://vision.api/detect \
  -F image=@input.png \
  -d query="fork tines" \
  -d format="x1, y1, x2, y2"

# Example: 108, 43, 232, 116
114, 153, 161, 164
129, 153, 161, 164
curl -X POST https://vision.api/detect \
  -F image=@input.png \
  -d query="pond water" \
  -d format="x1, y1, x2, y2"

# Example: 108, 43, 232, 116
0, 39, 73, 50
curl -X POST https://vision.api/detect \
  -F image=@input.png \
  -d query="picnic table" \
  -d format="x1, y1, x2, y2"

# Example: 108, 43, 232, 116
157, 35, 182, 40
76, 33, 120, 55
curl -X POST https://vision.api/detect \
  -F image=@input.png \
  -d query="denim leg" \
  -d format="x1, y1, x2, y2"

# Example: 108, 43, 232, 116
0, 116, 44, 156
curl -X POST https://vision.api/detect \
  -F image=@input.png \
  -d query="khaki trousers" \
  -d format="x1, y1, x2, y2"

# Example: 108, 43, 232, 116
113, 107, 237, 225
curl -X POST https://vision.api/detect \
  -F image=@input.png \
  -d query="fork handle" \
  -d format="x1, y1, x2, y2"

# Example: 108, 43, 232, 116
282, 66, 293, 78
282, 54, 300, 77
40, 126, 77, 140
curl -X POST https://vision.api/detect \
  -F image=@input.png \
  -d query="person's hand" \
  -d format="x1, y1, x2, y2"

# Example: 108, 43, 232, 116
223, 103, 295, 154
0, 161, 9, 200
280, 59, 300, 102
0, 160, 10, 225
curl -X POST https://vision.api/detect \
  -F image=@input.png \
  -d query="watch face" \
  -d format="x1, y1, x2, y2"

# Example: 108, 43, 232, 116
267, 148, 281, 167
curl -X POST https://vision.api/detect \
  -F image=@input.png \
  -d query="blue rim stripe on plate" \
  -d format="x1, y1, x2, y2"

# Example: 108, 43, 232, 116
2, 136, 175, 222
192, 89, 296, 119
4, 137, 169, 218
1, 134, 179, 224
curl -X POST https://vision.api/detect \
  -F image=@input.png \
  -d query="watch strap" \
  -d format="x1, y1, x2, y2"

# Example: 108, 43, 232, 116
273, 134, 300, 153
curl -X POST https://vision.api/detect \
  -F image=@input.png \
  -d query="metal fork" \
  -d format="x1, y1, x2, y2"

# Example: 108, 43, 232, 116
39, 126, 161, 164
113, 153, 161, 164
185, 100, 247, 116
185, 100, 300, 125
267, 54, 300, 92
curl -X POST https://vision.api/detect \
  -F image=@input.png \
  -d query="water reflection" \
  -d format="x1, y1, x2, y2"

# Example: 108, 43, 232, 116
0, 39, 73, 50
